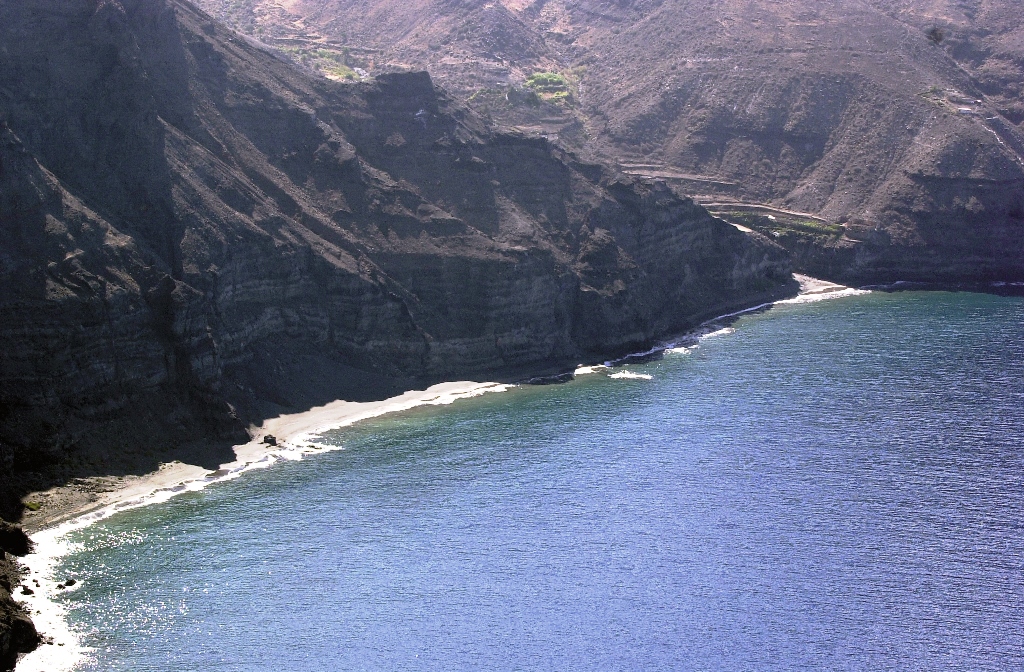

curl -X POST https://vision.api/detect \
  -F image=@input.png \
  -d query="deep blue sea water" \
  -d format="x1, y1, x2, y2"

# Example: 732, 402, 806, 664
51, 291, 1024, 670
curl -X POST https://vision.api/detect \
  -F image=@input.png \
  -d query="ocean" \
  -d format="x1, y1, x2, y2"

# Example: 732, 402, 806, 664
22, 289, 1024, 671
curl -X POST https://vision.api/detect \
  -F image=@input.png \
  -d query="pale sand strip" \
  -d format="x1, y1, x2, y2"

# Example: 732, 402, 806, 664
21, 381, 510, 534
20, 275, 861, 534
793, 273, 854, 296
16, 381, 511, 671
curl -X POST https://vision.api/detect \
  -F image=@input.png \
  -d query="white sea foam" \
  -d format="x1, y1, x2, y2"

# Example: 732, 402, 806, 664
289, 382, 514, 446
14, 526, 91, 672
691, 276, 870, 336
590, 276, 870, 383
702, 301, 776, 324
574, 364, 608, 375
701, 327, 736, 339
776, 287, 870, 305
16, 276, 868, 670
16, 380, 514, 672
608, 371, 653, 380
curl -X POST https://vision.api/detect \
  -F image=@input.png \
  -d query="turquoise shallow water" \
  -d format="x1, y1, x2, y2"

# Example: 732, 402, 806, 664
54, 291, 1024, 670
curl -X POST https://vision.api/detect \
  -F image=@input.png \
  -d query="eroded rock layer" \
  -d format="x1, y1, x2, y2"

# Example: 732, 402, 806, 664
0, 0, 792, 516
195, 0, 1024, 283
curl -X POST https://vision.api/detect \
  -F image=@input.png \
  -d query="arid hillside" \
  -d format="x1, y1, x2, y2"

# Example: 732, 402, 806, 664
0, 0, 790, 520
196, 0, 1024, 282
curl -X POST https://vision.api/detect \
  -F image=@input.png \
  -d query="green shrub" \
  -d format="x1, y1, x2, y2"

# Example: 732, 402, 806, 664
324, 64, 359, 81
525, 72, 569, 93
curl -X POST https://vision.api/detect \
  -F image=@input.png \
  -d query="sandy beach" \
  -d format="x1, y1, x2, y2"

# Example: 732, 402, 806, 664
19, 381, 511, 535
19, 275, 861, 536
792, 274, 854, 296
12, 379, 513, 670
18, 274, 862, 537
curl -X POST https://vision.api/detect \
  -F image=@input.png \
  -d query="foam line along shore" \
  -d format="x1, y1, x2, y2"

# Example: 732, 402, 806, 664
13, 381, 513, 672
13, 275, 864, 671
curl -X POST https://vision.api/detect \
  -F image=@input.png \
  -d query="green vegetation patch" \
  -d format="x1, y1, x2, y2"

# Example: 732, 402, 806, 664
523, 71, 577, 106
24, 501, 42, 511
526, 72, 569, 93
280, 45, 363, 82
324, 63, 359, 81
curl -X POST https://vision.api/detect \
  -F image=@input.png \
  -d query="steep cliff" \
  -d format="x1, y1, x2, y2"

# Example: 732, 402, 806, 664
0, 0, 792, 521
196, 0, 1024, 283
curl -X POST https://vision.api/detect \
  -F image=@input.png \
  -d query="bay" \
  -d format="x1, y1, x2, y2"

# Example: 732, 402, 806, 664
52, 291, 1024, 670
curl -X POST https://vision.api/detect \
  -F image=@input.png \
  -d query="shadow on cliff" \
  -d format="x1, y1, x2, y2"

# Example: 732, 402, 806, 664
221, 337, 419, 423
0, 0, 799, 526
0, 394, 243, 523
0, 358, 423, 525
0, 339, 423, 525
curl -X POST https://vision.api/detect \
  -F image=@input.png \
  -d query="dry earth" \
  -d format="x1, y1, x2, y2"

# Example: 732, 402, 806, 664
196, 0, 1024, 282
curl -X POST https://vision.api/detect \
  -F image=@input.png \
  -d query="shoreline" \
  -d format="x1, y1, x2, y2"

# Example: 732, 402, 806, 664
24, 271, 992, 538
19, 381, 513, 536
12, 274, 865, 671
17, 279, 850, 537
12, 380, 514, 672
16, 274, 864, 537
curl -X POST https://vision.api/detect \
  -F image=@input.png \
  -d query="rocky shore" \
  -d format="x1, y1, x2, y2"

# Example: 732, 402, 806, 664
0, 524, 38, 671
3, 0, 1022, 667
0, 1, 799, 663
2, 1, 1019, 666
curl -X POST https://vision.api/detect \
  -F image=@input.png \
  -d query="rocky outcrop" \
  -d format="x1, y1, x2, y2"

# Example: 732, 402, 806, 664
0, 0, 793, 522
0, 523, 38, 671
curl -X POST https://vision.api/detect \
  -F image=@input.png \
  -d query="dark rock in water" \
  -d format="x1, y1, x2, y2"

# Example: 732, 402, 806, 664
525, 372, 576, 386
0, 3, 792, 652
0, 0, 786, 660
0, 613, 39, 670
263, 436, 278, 446
614, 350, 666, 366
0, 0, 783, 655
16, 588, 31, 597
56, 584, 65, 590
64, 579, 77, 587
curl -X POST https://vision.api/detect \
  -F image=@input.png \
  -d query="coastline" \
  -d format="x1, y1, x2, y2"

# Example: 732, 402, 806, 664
13, 380, 514, 672
11, 274, 863, 671
19, 381, 513, 536
16, 275, 860, 537
17, 280, 853, 537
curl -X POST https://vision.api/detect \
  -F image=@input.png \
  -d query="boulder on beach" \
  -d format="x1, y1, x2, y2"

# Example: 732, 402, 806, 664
0, 523, 31, 558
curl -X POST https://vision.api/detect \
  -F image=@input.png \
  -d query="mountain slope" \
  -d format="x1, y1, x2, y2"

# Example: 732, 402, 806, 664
0, 0, 791, 518
197, 0, 1024, 282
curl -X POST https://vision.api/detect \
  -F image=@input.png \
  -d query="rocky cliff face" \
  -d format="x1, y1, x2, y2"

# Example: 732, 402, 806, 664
0, 523, 37, 670
0, 0, 792, 519
198, 0, 1024, 283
